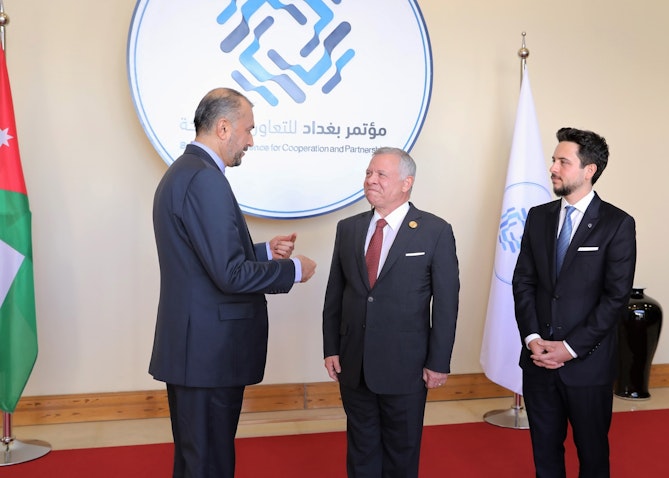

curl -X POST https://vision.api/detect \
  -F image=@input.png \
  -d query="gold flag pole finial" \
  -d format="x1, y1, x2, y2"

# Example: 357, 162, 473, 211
0, 0, 8, 52
518, 32, 530, 83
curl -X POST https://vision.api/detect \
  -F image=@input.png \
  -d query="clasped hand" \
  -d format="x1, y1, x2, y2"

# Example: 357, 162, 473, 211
529, 338, 573, 369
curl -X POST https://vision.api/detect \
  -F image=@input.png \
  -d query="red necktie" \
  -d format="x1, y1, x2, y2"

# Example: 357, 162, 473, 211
366, 218, 387, 287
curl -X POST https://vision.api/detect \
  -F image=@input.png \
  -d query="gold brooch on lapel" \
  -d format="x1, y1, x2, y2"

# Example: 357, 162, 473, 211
409, 221, 418, 229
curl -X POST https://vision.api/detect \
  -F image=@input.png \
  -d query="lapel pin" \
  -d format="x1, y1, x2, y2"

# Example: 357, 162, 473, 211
409, 221, 418, 229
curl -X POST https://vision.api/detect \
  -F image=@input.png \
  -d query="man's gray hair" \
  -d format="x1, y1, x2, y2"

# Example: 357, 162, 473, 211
373, 147, 416, 179
193, 88, 252, 135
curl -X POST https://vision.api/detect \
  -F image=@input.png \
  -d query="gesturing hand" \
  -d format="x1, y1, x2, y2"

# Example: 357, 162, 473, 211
270, 233, 297, 259
295, 254, 316, 282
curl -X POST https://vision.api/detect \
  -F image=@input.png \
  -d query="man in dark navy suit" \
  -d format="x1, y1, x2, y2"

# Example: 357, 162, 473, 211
323, 147, 460, 478
513, 127, 636, 477
150, 88, 316, 478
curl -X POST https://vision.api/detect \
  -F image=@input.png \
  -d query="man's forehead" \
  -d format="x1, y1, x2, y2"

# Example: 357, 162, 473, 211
368, 154, 399, 169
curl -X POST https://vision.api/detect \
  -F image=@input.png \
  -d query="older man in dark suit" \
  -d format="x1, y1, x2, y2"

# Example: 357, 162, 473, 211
322, 147, 460, 478
513, 127, 636, 478
151, 87, 316, 478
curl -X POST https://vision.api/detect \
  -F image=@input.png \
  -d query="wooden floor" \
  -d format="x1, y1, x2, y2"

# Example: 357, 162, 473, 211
9, 388, 669, 451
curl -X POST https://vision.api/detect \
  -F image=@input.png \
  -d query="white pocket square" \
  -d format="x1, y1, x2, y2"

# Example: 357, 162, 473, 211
578, 246, 599, 252
405, 252, 425, 256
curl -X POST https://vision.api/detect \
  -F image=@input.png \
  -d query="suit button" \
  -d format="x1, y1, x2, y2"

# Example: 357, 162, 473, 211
368, 296, 374, 302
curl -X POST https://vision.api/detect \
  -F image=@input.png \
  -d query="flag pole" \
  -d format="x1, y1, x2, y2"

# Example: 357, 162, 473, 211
481, 32, 534, 430
0, 2, 51, 465
519, 31, 529, 81
0, 0, 6, 51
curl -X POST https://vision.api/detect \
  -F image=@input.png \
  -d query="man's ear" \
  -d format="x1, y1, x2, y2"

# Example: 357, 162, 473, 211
585, 163, 597, 181
402, 175, 415, 192
216, 118, 230, 139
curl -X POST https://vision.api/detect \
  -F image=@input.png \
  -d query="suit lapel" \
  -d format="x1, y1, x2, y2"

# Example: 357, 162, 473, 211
546, 201, 561, 281
559, 194, 601, 274
376, 205, 421, 284
355, 211, 374, 287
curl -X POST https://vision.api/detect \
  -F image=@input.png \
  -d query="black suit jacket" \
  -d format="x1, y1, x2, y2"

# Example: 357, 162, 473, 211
323, 204, 459, 394
513, 193, 636, 386
150, 144, 295, 388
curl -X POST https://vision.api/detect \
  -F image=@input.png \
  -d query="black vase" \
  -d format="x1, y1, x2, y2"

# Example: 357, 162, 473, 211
614, 288, 663, 400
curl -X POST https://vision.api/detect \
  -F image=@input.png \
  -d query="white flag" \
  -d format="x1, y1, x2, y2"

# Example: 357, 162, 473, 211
480, 68, 552, 395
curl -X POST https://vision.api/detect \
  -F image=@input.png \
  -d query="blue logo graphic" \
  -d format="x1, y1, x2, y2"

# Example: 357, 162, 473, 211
127, 0, 432, 218
493, 182, 551, 284
498, 206, 528, 253
218, 0, 354, 106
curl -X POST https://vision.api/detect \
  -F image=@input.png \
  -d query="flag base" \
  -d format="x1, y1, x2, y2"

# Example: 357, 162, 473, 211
1, 438, 51, 466
483, 406, 530, 429
483, 394, 530, 429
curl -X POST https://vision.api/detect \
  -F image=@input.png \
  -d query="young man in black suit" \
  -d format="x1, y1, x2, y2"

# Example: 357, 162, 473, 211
513, 127, 636, 477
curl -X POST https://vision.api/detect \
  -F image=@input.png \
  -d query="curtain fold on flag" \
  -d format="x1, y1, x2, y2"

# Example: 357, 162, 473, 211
479, 68, 552, 395
0, 46, 38, 414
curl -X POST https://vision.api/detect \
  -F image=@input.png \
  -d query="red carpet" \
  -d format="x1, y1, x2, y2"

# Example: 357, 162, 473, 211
2, 409, 666, 477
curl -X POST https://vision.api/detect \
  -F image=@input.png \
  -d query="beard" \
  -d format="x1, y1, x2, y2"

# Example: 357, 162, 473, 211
553, 184, 573, 197
552, 174, 584, 197
230, 151, 243, 167
227, 145, 245, 167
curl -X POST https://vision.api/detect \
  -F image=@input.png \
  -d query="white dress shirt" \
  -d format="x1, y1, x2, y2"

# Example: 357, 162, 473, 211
364, 202, 410, 280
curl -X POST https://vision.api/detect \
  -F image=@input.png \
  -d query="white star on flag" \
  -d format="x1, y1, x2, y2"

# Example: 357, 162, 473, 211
0, 239, 25, 307
0, 127, 14, 147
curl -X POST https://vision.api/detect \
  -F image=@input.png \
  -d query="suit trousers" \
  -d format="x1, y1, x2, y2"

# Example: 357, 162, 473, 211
167, 383, 245, 478
340, 379, 428, 478
523, 369, 613, 478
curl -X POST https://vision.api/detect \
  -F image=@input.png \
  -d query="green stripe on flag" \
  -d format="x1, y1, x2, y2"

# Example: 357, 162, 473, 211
0, 189, 37, 413
0, 189, 32, 254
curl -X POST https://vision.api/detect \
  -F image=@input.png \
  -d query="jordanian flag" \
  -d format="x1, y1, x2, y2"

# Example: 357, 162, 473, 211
0, 46, 38, 414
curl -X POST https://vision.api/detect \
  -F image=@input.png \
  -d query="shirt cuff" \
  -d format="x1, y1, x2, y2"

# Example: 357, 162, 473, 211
291, 257, 302, 283
563, 340, 577, 358
524, 333, 541, 349
266, 242, 301, 282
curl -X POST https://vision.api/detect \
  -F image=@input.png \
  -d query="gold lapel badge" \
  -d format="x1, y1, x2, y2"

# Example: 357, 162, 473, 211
409, 221, 418, 229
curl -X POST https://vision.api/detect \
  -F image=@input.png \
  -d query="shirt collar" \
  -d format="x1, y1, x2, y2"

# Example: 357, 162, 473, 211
373, 202, 410, 230
562, 190, 595, 215
191, 141, 225, 174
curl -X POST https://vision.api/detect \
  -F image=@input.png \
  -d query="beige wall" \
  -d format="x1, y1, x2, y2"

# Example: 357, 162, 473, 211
5, 0, 667, 396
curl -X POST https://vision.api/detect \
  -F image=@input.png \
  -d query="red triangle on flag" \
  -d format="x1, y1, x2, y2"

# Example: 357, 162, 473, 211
0, 47, 28, 195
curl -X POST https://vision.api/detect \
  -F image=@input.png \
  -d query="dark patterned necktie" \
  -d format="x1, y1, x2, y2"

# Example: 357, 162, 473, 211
556, 206, 575, 275
366, 218, 387, 287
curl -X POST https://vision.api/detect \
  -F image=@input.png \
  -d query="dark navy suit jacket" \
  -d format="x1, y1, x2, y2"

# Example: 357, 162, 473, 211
513, 192, 636, 386
150, 144, 295, 388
